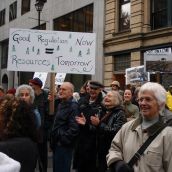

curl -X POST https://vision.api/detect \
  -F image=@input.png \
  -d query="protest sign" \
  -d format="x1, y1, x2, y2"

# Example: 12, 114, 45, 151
33, 72, 47, 88
7, 28, 96, 75
125, 65, 149, 85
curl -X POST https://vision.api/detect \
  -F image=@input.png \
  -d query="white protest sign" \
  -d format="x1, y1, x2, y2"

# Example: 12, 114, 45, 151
33, 72, 47, 88
125, 65, 150, 85
7, 28, 96, 74
55, 73, 66, 85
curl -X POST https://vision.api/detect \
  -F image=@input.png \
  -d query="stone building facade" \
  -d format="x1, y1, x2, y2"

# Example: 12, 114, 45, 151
104, 0, 172, 89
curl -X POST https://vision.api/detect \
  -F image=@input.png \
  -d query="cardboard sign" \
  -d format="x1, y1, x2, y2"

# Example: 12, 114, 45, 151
7, 28, 96, 75
126, 65, 150, 85
33, 72, 47, 88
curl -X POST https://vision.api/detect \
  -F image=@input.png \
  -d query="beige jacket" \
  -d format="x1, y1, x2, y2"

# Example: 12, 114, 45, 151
107, 117, 172, 172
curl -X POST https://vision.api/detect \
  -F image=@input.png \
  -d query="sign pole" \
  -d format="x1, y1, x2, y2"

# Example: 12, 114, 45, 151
49, 73, 55, 115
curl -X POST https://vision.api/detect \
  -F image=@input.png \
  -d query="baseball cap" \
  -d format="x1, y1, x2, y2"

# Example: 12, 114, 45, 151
29, 77, 43, 88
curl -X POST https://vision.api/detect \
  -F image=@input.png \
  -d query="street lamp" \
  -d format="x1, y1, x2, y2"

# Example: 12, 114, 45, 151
35, 0, 45, 28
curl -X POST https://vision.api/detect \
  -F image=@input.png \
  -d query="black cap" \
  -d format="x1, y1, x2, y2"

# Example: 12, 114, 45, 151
89, 81, 104, 89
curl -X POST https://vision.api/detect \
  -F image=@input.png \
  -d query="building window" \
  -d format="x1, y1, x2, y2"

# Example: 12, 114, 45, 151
119, 0, 131, 31
0, 9, 5, 26
114, 54, 131, 72
151, 0, 172, 30
9, 1, 17, 21
1, 40, 8, 69
21, 0, 30, 15
54, 4, 93, 32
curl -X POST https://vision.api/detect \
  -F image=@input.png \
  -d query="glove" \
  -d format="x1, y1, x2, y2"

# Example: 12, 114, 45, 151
109, 160, 134, 172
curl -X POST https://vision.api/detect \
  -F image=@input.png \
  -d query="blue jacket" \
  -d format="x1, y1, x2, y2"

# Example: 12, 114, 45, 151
51, 98, 79, 148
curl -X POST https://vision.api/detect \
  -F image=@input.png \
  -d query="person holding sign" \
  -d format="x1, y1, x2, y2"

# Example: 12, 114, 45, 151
29, 77, 50, 172
50, 82, 79, 172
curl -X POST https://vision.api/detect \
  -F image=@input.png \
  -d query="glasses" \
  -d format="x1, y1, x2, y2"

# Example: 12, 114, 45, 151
138, 97, 155, 103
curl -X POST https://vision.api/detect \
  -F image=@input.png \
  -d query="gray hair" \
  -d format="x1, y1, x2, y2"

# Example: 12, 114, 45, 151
110, 90, 123, 106
138, 82, 166, 110
15, 84, 35, 103
62, 82, 74, 93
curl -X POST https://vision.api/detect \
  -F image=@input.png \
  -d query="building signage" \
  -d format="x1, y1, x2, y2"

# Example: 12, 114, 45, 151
144, 48, 172, 72
7, 28, 96, 74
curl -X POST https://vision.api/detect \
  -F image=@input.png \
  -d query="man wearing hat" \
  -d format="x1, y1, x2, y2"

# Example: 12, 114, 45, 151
75, 80, 104, 172
29, 77, 49, 172
166, 85, 172, 111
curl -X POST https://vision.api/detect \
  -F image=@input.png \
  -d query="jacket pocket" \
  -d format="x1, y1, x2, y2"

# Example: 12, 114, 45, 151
145, 150, 162, 167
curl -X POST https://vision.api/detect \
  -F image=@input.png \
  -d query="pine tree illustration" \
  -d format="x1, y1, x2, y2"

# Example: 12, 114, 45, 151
57, 45, 60, 51
26, 47, 29, 54
12, 45, 16, 52
78, 50, 82, 57
51, 64, 54, 71
37, 49, 40, 55
87, 48, 90, 55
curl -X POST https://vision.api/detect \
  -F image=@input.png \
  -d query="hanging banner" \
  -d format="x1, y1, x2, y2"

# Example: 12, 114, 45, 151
7, 28, 96, 75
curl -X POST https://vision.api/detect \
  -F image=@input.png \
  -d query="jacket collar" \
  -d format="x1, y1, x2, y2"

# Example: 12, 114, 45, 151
131, 115, 165, 136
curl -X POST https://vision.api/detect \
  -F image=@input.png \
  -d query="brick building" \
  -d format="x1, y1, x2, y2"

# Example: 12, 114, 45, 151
104, 0, 172, 89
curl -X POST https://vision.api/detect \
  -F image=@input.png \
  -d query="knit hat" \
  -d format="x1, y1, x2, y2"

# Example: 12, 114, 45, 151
7, 88, 16, 95
29, 77, 43, 88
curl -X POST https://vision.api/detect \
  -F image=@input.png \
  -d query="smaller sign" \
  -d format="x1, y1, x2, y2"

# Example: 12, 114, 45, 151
126, 66, 149, 85
55, 73, 66, 85
33, 72, 47, 88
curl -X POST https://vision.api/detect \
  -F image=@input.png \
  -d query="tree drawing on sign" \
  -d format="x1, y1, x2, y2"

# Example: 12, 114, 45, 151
57, 45, 60, 51
12, 45, 16, 52
26, 47, 29, 54
70, 46, 72, 52
37, 49, 40, 55
78, 50, 82, 57
32, 46, 34, 52
87, 48, 90, 55
51, 64, 54, 71
69, 33, 72, 39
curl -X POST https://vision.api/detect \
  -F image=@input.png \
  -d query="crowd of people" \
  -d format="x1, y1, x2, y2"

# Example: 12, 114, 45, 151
0, 78, 172, 172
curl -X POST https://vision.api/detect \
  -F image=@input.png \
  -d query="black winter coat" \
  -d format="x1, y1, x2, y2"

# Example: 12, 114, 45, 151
50, 98, 80, 148
74, 93, 104, 172
97, 105, 127, 172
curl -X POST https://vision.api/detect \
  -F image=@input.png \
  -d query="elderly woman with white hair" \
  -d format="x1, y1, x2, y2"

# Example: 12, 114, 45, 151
15, 84, 41, 128
90, 90, 127, 172
107, 82, 172, 172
